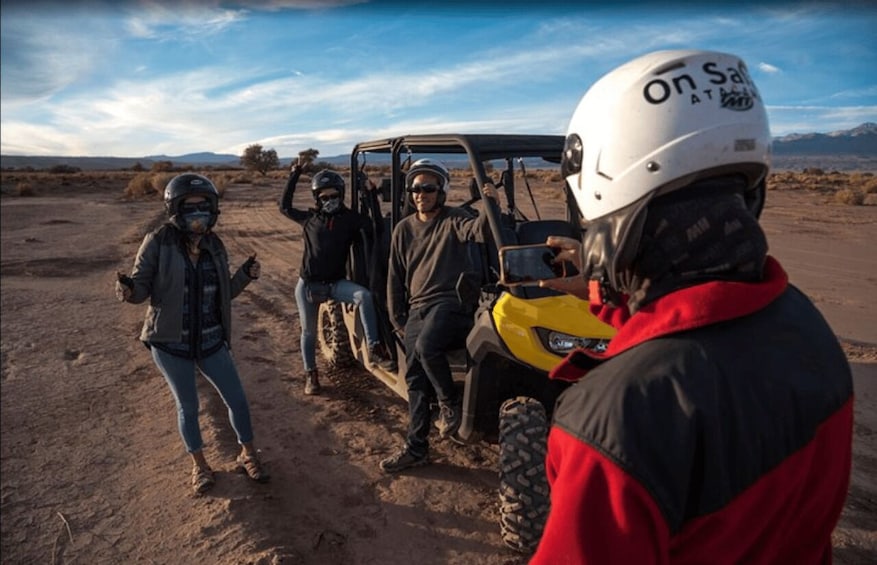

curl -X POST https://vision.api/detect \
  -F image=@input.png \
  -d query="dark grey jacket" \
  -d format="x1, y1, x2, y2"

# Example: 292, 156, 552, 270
126, 223, 252, 346
388, 207, 488, 331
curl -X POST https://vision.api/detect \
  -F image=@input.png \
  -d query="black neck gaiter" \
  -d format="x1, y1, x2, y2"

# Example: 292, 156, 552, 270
622, 180, 768, 313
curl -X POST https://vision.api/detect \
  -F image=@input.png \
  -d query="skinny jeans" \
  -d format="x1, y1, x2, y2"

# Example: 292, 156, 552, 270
151, 345, 254, 453
295, 277, 381, 372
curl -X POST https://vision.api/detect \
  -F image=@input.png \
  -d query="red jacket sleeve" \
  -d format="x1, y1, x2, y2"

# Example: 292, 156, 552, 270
531, 426, 671, 565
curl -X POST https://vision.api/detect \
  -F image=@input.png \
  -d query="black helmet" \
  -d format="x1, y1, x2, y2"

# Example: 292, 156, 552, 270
310, 169, 345, 201
164, 173, 220, 228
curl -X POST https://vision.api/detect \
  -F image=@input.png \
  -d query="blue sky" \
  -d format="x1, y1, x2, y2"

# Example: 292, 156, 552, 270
1, 0, 875, 160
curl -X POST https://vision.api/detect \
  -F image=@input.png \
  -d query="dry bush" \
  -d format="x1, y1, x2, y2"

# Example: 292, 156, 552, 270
834, 189, 865, 206
250, 175, 274, 187
231, 171, 255, 184
150, 173, 175, 194
766, 171, 877, 207
212, 174, 230, 197
858, 176, 877, 194
123, 172, 172, 200
124, 173, 156, 199
16, 182, 34, 196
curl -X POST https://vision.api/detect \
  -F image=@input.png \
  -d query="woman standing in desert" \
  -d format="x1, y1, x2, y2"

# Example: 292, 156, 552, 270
115, 173, 269, 495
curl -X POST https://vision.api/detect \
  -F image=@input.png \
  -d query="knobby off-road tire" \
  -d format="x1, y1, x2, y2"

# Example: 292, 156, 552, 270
498, 396, 550, 554
317, 300, 355, 368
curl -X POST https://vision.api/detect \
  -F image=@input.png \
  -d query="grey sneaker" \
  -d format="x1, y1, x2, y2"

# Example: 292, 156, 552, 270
379, 447, 429, 473
435, 400, 462, 439
304, 369, 321, 395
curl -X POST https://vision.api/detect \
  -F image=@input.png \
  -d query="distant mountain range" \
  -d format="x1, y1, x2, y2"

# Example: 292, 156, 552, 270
771, 122, 876, 155
2, 123, 875, 172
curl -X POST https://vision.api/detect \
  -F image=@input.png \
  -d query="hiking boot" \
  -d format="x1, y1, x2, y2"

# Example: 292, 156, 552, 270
368, 343, 397, 371
435, 400, 462, 439
379, 446, 429, 474
304, 369, 321, 396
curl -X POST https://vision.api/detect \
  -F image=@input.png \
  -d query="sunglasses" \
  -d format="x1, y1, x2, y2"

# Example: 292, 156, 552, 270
407, 183, 441, 194
318, 194, 340, 202
179, 201, 213, 214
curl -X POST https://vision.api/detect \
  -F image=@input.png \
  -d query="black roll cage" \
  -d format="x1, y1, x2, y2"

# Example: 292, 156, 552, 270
347, 133, 571, 252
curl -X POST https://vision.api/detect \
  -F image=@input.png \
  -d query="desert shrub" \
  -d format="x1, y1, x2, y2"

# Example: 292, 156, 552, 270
48, 164, 81, 174
834, 189, 865, 206
16, 182, 34, 196
150, 173, 175, 194
803, 167, 825, 175
125, 173, 157, 199
231, 171, 253, 184
212, 174, 229, 197
860, 177, 877, 194
250, 175, 273, 187
151, 161, 174, 172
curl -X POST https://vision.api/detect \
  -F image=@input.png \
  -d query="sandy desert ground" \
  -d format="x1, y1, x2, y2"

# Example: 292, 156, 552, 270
1, 170, 875, 564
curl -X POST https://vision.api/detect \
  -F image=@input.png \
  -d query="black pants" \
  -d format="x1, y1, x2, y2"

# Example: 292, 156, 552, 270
403, 302, 471, 454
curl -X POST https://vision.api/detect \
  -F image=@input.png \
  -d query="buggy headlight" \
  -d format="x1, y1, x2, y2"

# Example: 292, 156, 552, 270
536, 328, 610, 355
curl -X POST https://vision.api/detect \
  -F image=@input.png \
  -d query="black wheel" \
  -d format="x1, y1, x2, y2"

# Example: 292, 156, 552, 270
317, 300, 355, 368
498, 396, 550, 554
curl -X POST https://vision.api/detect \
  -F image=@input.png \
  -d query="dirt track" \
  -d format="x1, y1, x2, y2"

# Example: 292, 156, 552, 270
1, 176, 875, 564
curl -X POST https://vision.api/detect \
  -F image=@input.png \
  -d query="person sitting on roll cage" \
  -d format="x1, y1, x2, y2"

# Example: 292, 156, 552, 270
280, 161, 394, 396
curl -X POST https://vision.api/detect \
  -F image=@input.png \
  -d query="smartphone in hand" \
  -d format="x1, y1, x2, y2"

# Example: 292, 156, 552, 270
498, 244, 579, 287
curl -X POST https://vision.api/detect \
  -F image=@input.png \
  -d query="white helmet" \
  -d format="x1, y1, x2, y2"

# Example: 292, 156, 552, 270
405, 158, 450, 190
405, 158, 451, 207
562, 49, 771, 222
562, 50, 772, 304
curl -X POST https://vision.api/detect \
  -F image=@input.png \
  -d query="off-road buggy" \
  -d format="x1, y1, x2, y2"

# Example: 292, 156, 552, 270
316, 134, 615, 552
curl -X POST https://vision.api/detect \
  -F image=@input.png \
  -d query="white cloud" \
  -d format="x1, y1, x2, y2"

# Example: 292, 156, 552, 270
124, 3, 248, 40
829, 86, 877, 100
0, 17, 111, 104
2, 4, 874, 158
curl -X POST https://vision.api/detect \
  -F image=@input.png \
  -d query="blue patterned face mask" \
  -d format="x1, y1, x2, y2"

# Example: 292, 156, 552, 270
181, 211, 212, 234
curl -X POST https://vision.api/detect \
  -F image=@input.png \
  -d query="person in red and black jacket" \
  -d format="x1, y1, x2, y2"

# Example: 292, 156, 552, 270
532, 49, 854, 564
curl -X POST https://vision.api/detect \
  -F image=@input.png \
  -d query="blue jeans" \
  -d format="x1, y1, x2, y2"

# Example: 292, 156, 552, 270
151, 345, 254, 453
295, 277, 381, 372
403, 302, 471, 455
